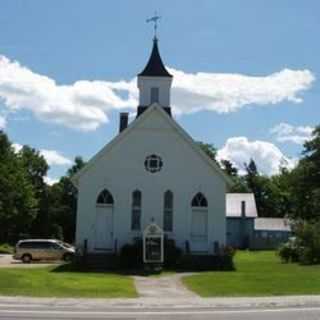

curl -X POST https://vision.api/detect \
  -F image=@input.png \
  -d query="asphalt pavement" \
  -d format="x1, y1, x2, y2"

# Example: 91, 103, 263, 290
1, 304, 320, 319
1, 296, 320, 320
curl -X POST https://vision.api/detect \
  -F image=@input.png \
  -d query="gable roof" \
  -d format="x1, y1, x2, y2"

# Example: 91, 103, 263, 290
226, 193, 258, 218
254, 218, 291, 232
138, 38, 172, 78
71, 104, 234, 187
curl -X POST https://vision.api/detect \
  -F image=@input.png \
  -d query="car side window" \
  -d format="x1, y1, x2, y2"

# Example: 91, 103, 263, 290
37, 242, 50, 249
51, 243, 62, 250
19, 242, 31, 249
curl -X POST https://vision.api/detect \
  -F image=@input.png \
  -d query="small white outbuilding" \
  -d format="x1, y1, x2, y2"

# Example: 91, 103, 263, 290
72, 37, 232, 257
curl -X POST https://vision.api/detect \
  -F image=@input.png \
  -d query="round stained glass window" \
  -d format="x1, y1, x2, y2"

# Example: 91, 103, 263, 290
144, 154, 163, 173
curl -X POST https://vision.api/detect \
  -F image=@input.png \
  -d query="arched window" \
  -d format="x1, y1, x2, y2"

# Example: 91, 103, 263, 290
191, 192, 208, 207
131, 190, 142, 230
96, 189, 114, 205
163, 190, 173, 232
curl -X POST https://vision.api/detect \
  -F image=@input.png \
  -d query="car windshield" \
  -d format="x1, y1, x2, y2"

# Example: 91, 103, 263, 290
58, 241, 73, 249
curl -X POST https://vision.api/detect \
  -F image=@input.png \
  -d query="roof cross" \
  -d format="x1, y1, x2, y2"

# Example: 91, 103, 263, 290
146, 12, 161, 39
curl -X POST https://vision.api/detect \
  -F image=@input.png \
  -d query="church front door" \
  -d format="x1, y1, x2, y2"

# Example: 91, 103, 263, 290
94, 206, 113, 250
190, 208, 208, 252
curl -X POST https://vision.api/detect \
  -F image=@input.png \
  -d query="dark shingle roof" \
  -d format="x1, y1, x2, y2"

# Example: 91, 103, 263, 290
138, 38, 172, 78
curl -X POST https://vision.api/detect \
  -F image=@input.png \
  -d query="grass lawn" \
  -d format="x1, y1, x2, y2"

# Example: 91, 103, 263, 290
0, 266, 137, 298
183, 251, 320, 297
0, 243, 13, 254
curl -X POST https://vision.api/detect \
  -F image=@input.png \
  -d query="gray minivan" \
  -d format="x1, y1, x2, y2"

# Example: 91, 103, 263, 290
14, 239, 75, 263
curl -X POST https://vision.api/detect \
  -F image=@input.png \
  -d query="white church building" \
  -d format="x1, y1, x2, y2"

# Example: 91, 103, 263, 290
72, 36, 233, 256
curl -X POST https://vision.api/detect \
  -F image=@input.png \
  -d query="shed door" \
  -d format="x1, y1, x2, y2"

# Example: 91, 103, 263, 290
94, 206, 113, 250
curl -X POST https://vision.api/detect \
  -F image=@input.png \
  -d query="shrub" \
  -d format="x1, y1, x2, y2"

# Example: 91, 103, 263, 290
278, 220, 320, 265
0, 243, 13, 254
163, 238, 182, 268
118, 237, 182, 269
294, 220, 320, 264
177, 245, 236, 271
278, 239, 299, 263
118, 238, 143, 269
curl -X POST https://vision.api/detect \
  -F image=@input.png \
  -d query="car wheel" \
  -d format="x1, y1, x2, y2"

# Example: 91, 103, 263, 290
63, 253, 73, 262
22, 254, 32, 263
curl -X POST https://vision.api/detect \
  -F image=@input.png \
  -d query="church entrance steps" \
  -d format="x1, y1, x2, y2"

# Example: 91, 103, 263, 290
133, 273, 198, 298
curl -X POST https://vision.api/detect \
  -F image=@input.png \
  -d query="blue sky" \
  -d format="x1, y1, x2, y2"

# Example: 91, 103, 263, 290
0, 0, 319, 182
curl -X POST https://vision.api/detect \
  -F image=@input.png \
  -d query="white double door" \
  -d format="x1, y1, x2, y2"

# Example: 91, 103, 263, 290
95, 206, 113, 250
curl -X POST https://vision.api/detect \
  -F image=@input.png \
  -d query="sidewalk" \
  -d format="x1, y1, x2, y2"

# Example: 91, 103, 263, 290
134, 273, 197, 298
1, 295, 320, 310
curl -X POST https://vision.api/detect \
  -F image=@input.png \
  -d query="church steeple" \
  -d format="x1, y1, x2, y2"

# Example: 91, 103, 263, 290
138, 37, 172, 78
137, 37, 173, 117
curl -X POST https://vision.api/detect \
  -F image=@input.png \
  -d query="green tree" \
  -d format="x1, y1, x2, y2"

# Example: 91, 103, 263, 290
244, 159, 286, 217
47, 157, 86, 242
220, 159, 238, 177
288, 126, 320, 220
198, 142, 217, 162
18, 146, 48, 193
0, 132, 37, 242
15, 145, 53, 239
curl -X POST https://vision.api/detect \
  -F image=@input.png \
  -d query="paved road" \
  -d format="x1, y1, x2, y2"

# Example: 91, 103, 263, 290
1, 301, 320, 320
0, 306, 320, 320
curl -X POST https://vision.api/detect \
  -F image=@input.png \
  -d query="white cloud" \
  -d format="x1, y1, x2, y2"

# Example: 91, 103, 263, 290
169, 68, 315, 115
39, 149, 72, 166
0, 55, 315, 131
44, 176, 59, 186
0, 115, 6, 129
270, 122, 314, 144
217, 136, 297, 176
0, 55, 137, 131
12, 143, 23, 153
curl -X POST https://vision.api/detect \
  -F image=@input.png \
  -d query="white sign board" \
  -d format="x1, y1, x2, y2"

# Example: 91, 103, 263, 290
143, 223, 164, 263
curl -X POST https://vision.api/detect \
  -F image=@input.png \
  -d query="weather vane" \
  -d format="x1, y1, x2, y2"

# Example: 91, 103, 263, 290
146, 11, 161, 39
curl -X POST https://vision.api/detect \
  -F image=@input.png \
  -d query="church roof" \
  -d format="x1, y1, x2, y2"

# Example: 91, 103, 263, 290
71, 104, 234, 188
138, 37, 173, 78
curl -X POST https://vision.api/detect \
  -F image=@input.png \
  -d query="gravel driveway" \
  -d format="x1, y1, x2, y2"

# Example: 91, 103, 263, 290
0, 254, 61, 268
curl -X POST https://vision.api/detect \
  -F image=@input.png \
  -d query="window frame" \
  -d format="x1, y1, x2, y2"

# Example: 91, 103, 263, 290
131, 190, 142, 231
163, 190, 174, 232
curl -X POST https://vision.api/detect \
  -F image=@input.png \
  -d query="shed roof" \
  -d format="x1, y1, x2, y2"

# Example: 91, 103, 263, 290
226, 193, 258, 218
254, 218, 291, 231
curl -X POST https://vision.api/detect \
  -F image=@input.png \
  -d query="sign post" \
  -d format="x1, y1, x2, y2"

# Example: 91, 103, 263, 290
143, 223, 164, 267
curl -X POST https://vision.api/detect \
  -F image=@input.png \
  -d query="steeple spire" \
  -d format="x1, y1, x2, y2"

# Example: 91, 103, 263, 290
136, 16, 173, 117
139, 13, 172, 78
138, 37, 172, 78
